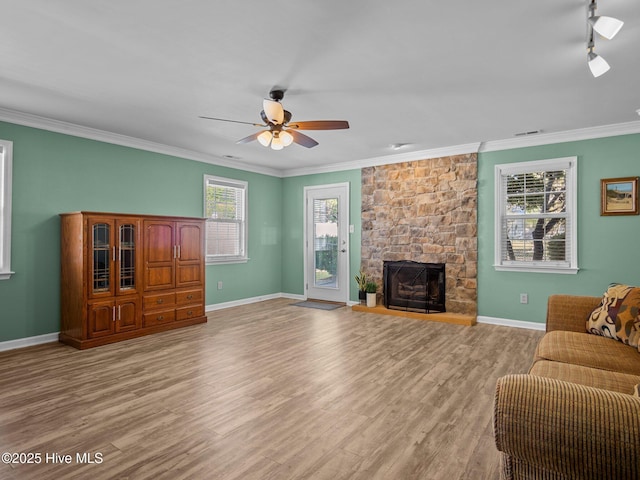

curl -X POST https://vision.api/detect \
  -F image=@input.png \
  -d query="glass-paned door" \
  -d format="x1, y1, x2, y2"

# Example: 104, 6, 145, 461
119, 223, 136, 292
91, 221, 113, 296
305, 184, 350, 303
313, 198, 339, 288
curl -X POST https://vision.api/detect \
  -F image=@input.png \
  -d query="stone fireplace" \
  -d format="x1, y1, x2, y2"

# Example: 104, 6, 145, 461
383, 261, 445, 313
361, 153, 477, 316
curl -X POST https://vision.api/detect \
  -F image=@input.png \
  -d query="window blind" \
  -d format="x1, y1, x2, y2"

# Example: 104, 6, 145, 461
500, 169, 569, 265
494, 157, 577, 274
204, 176, 246, 261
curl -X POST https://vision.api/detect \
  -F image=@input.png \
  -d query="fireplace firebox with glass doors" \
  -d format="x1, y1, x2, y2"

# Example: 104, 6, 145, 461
383, 261, 445, 313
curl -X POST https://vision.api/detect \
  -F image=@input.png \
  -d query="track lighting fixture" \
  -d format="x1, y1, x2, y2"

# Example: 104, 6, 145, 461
587, 49, 610, 78
586, 0, 623, 77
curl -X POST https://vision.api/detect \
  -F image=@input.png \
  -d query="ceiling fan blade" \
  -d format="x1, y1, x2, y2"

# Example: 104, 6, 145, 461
263, 99, 285, 125
236, 131, 262, 144
199, 116, 265, 127
288, 130, 319, 148
287, 120, 349, 130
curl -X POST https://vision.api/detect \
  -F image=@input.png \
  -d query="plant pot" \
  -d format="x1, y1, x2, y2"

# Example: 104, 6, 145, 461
366, 292, 376, 308
359, 290, 366, 304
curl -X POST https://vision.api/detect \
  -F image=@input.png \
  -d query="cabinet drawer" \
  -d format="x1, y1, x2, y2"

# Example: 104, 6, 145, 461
143, 309, 176, 327
176, 289, 203, 306
143, 292, 176, 310
176, 305, 204, 321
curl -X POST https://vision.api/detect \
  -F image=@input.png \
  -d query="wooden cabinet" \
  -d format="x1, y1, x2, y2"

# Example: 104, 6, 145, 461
88, 296, 140, 338
143, 220, 204, 291
60, 212, 206, 349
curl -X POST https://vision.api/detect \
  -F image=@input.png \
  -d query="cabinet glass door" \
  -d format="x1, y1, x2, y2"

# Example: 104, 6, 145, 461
92, 223, 112, 294
119, 223, 136, 292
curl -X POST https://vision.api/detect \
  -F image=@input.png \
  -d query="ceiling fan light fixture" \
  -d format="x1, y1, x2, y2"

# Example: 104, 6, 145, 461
589, 15, 624, 40
200, 89, 349, 150
270, 135, 284, 150
280, 130, 294, 147
588, 50, 610, 77
257, 130, 272, 147
263, 99, 284, 125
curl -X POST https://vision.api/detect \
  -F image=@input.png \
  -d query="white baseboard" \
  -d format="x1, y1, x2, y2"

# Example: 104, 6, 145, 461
0, 305, 543, 353
477, 315, 546, 331
0, 332, 59, 352
206, 292, 306, 312
1, 294, 305, 352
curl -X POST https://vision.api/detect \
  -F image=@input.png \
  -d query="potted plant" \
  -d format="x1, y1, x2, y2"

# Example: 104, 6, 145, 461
365, 282, 378, 308
355, 271, 368, 303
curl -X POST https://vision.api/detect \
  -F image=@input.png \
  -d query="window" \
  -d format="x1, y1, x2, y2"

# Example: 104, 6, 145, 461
494, 157, 578, 274
0, 139, 13, 279
204, 175, 248, 264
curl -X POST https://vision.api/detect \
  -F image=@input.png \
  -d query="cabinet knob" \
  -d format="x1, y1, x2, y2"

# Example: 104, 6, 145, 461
157, 298, 163, 304
187, 295, 193, 300
187, 310, 193, 316
158, 315, 164, 321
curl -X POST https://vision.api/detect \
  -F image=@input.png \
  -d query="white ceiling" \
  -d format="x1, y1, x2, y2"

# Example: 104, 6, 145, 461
2, 0, 640, 175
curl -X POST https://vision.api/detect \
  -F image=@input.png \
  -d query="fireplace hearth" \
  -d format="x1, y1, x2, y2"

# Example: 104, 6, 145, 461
383, 261, 445, 313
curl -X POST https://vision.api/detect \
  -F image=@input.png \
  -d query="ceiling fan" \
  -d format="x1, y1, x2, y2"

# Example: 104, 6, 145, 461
200, 89, 349, 150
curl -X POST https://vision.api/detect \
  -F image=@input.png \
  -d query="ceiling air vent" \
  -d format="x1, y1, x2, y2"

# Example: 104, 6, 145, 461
514, 130, 542, 137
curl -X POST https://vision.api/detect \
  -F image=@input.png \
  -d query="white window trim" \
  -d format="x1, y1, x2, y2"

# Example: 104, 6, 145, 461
494, 156, 578, 274
0, 139, 14, 280
203, 174, 248, 265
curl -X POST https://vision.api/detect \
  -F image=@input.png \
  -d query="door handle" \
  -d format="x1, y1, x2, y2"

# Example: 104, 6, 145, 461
341, 249, 347, 253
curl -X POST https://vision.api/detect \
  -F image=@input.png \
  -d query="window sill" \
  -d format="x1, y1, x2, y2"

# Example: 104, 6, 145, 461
494, 265, 579, 275
0, 271, 15, 280
206, 258, 249, 265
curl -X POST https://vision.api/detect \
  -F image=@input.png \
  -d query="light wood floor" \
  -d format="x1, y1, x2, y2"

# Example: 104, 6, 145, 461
0, 298, 543, 480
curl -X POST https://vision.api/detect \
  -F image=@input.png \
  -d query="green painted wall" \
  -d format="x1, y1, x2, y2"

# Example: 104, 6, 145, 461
3, 118, 637, 342
478, 133, 640, 323
0, 121, 282, 342
281, 170, 362, 302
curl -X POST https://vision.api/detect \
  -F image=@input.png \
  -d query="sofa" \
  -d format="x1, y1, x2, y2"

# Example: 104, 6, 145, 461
493, 294, 640, 479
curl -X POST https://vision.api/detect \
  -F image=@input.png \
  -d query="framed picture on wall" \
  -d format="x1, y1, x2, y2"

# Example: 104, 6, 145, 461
600, 177, 639, 216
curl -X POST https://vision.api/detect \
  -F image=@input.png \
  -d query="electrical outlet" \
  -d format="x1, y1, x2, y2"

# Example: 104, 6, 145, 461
520, 293, 528, 304
217, 281, 223, 290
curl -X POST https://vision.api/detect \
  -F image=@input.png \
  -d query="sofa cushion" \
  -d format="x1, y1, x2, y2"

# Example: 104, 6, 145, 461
586, 284, 640, 348
529, 359, 640, 395
535, 330, 640, 376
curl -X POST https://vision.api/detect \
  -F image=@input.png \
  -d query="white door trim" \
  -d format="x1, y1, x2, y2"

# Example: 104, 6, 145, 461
303, 182, 350, 303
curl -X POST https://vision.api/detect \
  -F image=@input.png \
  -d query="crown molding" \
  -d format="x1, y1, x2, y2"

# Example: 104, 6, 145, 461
281, 143, 482, 177
0, 108, 282, 178
479, 120, 640, 153
2, 107, 639, 178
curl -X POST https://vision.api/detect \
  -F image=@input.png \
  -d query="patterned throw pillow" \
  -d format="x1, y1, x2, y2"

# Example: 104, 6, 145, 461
586, 284, 640, 348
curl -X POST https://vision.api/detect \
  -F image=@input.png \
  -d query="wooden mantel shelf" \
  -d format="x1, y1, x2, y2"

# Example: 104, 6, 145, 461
352, 304, 476, 327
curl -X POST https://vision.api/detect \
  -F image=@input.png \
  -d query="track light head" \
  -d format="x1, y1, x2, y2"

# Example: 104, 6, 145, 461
589, 15, 624, 40
588, 50, 610, 77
